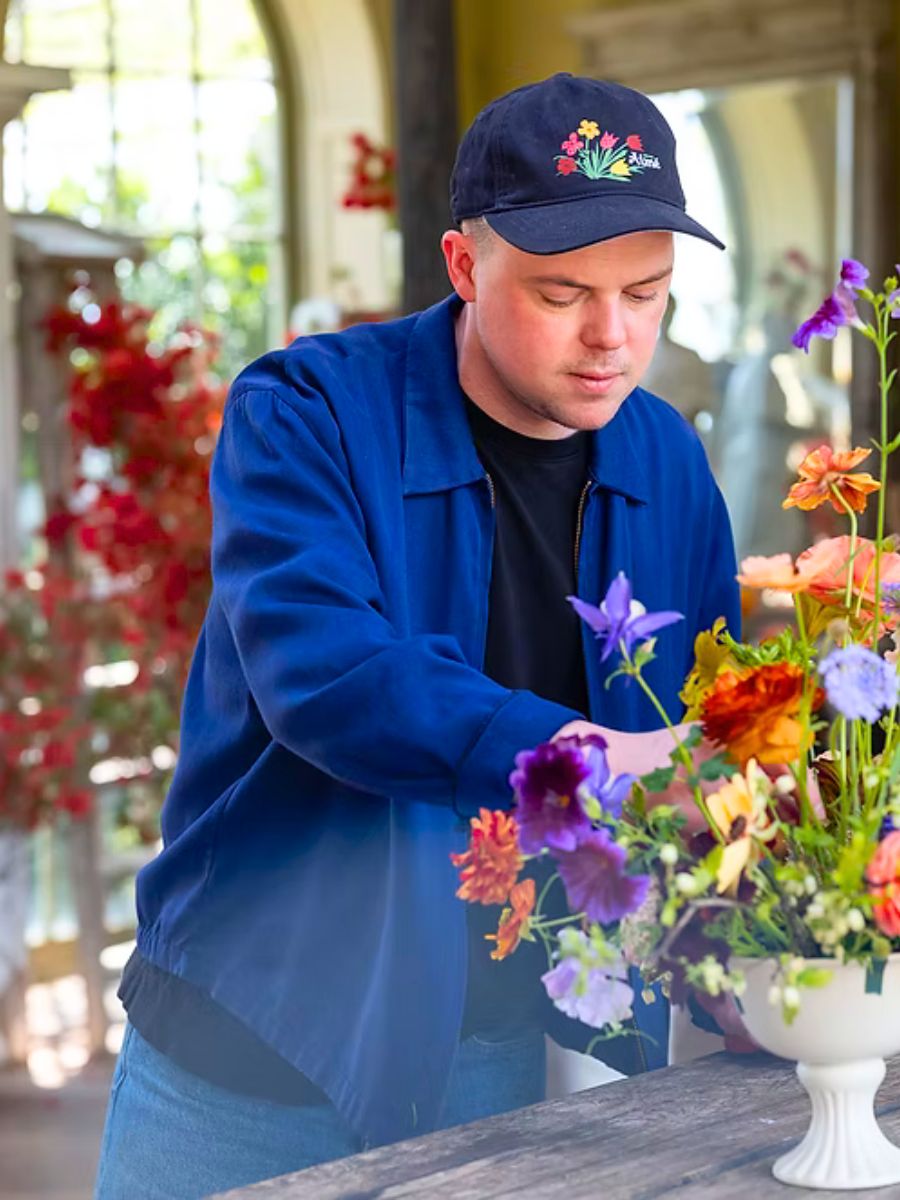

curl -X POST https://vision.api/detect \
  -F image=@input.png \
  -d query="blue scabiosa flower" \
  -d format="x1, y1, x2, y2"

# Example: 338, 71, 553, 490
553, 827, 650, 924
819, 644, 899, 723
568, 572, 682, 663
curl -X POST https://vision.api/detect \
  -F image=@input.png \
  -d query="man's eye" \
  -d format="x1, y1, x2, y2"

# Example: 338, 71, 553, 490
541, 294, 577, 308
627, 291, 658, 304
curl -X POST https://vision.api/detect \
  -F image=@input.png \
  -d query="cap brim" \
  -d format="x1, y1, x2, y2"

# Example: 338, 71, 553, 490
484, 194, 725, 254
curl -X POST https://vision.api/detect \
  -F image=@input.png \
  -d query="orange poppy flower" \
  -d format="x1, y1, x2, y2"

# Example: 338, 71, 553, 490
486, 877, 536, 960
867, 831, 900, 937
701, 663, 823, 766
783, 445, 880, 515
450, 808, 522, 905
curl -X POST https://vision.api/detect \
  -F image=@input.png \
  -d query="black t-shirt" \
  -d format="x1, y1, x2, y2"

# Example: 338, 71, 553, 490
120, 396, 592, 1100
460, 399, 591, 1037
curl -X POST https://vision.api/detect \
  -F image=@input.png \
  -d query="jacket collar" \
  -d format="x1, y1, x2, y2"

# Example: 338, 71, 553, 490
402, 292, 648, 505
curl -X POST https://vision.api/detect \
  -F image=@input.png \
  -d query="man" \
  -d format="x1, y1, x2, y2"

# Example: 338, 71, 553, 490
95, 73, 739, 1198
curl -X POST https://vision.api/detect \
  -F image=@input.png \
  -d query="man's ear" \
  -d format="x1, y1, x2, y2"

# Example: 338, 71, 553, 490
441, 230, 477, 303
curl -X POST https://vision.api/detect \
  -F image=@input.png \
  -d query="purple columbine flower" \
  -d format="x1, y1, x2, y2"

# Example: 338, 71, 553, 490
583, 747, 637, 820
882, 583, 900, 615
568, 572, 682, 663
840, 258, 869, 289
820, 644, 899, 723
510, 737, 594, 854
792, 292, 848, 353
553, 827, 650, 924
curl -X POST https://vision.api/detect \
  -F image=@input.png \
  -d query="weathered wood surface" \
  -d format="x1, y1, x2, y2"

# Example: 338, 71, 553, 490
216, 1051, 900, 1198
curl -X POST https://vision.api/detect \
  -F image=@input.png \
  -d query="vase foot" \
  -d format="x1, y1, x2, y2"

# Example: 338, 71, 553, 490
773, 1058, 900, 1191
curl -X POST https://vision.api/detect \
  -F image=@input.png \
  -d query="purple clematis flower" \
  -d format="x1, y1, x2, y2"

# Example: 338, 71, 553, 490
553, 827, 651, 924
568, 572, 683, 663
840, 258, 869, 289
510, 737, 595, 854
792, 292, 848, 353
820, 644, 899, 723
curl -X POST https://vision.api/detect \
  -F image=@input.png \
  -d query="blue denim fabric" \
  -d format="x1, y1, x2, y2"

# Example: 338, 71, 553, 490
94, 1024, 546, 1199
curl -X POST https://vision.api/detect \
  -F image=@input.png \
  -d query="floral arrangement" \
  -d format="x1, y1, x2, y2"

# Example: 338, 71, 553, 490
453, 258, 900, 1040
0, 292, 223, 831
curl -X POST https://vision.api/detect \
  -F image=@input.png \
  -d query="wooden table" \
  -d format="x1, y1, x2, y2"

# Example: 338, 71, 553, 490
216, 1052, 900, 1198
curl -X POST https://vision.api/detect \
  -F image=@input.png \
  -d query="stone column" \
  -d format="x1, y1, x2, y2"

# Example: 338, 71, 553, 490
0, 62, 69, 571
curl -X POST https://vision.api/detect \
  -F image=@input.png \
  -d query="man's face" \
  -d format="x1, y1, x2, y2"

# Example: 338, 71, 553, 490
454, 229, 673, 435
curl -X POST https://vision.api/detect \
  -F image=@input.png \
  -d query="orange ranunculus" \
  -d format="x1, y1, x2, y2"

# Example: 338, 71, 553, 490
450, 808, 523, 905
867, 831, 900, 938
736, 553, 813, 593
783, 445, 880, 515
795, 536, 900, 616
701, 663, 823, 767
486, 877, 536, 960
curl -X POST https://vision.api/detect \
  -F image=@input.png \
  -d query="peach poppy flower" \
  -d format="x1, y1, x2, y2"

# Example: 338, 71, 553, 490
451, 808, 522, 906
736, 553, 814, 594
701, 664, 823, 766
795, 536, 900, 613
486, 877, 536, 960
867, 831, 900, 937
783, 445, 880, 515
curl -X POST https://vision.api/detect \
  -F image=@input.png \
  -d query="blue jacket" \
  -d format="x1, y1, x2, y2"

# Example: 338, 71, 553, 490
134, 294, 739, 1147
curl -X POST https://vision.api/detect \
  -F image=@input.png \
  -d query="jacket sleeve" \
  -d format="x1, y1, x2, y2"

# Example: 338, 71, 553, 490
210, 386, 581, 816
695, 475, 741, 643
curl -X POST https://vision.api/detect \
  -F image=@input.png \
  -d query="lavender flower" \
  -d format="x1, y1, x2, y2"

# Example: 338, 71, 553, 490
554, 828, 650, 924
510, 737, 594, 854
541, 929, 634, 1030
792, 293, 848, 353
840, 258, 869, 289
820, 644, 899, 723
568, 572, 682, 663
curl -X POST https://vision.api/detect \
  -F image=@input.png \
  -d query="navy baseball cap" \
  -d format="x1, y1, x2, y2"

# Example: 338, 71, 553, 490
450, 73, 725, 254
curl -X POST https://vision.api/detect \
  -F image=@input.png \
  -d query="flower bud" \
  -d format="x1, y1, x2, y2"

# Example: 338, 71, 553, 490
660, 843, 678, 866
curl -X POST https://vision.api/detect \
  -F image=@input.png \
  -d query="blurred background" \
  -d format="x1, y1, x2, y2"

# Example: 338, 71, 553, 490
0, 0, 898, 1195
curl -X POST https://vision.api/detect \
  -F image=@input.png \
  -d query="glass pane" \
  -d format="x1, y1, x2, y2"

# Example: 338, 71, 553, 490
3, 120, 26, 211
111, 0, 191, 75
121, 235, 202, 336
20, 0, 109, 71
196, 0, 273, 80
20, 75, 114, 222
3, 1, 25, 62
202, 237, 276, 380
197, 79, 279, 235
113, 76, 198, 232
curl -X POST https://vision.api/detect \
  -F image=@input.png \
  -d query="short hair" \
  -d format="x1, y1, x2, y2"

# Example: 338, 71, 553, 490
460, 215, 496, 256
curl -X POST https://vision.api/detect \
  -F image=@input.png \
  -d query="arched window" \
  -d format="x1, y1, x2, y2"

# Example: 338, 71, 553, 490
3, 0, 286, 378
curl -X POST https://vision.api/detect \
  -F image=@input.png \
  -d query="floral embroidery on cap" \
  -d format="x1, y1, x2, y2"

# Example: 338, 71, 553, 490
555, 119, 661, 181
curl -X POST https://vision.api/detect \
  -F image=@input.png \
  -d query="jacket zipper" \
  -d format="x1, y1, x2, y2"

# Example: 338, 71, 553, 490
484, 471, 496, 508
573, 479, 591, 583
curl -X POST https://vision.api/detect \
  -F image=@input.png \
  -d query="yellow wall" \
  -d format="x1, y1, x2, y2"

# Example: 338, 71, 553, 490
454, 0, 629, 130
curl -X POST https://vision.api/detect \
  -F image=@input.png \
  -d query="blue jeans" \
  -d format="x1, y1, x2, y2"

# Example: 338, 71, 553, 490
94, 1024, 546, 1198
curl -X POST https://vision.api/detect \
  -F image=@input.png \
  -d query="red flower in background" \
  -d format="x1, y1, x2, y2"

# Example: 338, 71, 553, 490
0, 289, 224, 830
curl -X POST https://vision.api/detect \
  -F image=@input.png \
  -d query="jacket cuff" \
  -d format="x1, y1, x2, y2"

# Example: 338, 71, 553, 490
452, 690, 582, 819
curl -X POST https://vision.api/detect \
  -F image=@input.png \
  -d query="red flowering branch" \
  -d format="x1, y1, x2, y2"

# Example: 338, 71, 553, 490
341, 132, 396, 212
0, 293, 225, 832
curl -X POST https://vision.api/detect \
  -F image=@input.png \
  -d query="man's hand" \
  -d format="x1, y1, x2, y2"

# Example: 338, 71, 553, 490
552, 719, 714, 835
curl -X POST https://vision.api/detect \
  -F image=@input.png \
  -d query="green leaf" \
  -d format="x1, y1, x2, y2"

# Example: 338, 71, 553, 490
682, 724, 703, 750
641, 764, 677, 793
698, 753, 733, 782
866, 958, 887, 995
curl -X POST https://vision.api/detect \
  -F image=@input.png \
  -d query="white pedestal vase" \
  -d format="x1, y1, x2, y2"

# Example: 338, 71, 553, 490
734, 954, 900, 1190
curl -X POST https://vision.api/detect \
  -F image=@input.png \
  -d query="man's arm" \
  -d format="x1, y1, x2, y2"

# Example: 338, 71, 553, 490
211, 385, 581, 818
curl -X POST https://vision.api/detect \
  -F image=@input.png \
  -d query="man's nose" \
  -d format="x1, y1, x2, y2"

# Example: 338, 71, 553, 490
580, 301, 627, 351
